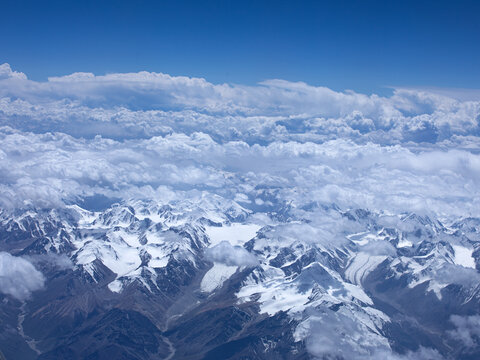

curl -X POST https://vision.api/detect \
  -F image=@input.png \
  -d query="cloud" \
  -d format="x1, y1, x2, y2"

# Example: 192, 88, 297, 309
434, 263, 480, 289
395, 86, 480, 102
0, 252, 45, 300
204, 241, 258, 267
304, 309, 443, 360
448, 315, 480, 348
359, 240, 397, 256
0, 63, 478, 220
370, 348, 443, 360
25, 254, 74, 271
0, 126, 479, 218
0, 63, 27, 80
0, 63, 478, 145
254, 216, 357, 251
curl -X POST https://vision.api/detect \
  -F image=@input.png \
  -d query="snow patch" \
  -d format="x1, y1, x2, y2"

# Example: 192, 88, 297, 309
452, 245, 476, 269
237, 276, 311, 316
397, 238, 413, 248
343, 282, 373, 305
200, 263, 237, 292
205, 223, 261, 247
75, 239, 141, 278
108, 279, 124, 293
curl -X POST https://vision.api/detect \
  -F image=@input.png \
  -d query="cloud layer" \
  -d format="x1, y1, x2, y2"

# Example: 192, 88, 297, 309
0, 63, 479, 220
0, 63, 478, 145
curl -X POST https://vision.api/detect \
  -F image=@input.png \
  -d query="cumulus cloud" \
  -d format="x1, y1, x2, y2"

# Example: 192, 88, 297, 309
0, 252, 45, 300
205, 241, 258, 267
0, 63, 479, 220
0, 126, 479, 218
0, 63, 478, 145
0, 63, 27, 80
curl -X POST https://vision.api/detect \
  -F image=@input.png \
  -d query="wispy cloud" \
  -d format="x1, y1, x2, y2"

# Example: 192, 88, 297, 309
205, 241, 258, 267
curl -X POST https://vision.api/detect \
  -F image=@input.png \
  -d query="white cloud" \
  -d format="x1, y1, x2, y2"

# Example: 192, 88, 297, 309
360, 240, 397, 256
0, 63, 27, 80
434, 263, 480, 289
0, 64, 478, 220
0, 252, 45, 300
0, 125, 479, 218
25, 254, 74, 270
305, 310, 443, 360
448, 315, 480, 348
0, 63, 478, 145
395, 86, 480, 102
205, 241, 258, 267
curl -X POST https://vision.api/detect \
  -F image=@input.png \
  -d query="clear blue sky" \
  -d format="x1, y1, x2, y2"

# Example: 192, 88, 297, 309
1, 0, 479, 94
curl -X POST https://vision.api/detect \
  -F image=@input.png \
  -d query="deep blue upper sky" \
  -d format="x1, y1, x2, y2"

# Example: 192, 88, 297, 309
1, 0, 479, 94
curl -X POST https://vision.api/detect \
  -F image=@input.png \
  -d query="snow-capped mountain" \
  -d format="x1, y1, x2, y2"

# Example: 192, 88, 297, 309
1, 195, 479, 359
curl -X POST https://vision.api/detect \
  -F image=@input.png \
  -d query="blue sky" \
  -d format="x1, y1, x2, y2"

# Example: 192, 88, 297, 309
1, 0, 479, 94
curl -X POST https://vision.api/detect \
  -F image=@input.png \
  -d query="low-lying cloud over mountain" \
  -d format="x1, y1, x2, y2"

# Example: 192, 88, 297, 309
0, 252, 45, 300
205, 241, 259, 267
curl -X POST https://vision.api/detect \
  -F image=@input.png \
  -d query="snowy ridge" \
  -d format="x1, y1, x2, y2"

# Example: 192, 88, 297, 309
1, 198, 480, 359
200, 263, 238, 293
345, 253, 388, 285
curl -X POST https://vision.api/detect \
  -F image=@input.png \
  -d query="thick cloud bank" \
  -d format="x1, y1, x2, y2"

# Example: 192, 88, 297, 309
0, 62, 479, 145
0, 63, 479, 219
0, 252, 45, 300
